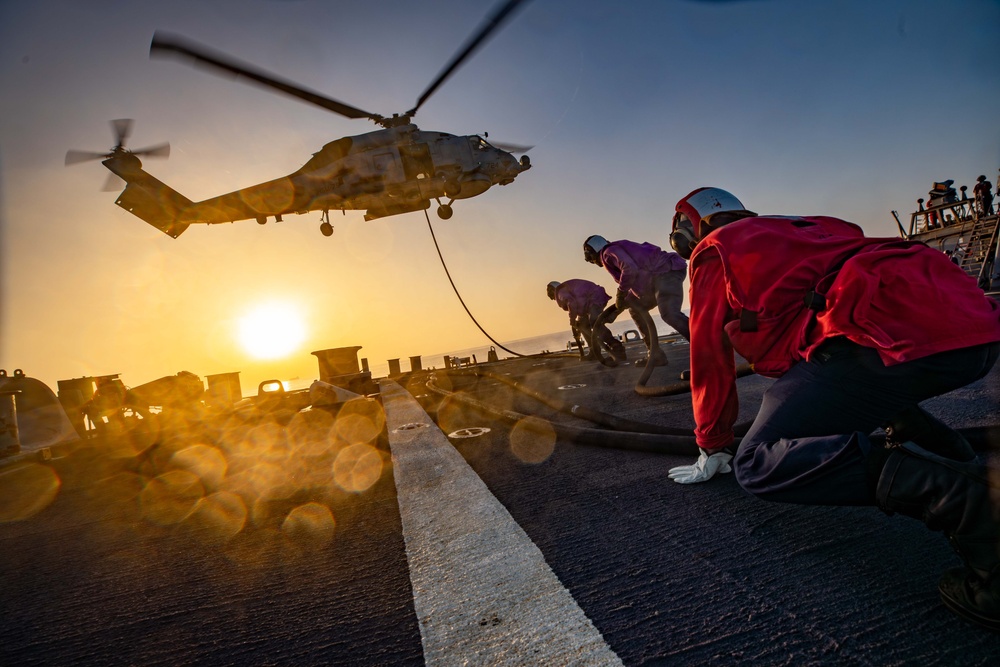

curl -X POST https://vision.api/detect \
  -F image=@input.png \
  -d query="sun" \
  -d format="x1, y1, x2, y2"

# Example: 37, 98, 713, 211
238, 301, 307, 359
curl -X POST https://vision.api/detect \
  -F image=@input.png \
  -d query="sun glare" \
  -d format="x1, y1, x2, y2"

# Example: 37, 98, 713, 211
238, 302, 306, 359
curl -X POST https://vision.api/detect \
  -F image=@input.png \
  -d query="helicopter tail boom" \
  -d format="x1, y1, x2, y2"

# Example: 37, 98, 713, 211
105, 156, 192, 238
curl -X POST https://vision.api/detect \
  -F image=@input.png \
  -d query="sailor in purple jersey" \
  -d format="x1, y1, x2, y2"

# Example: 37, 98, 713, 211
583, 235, 690, 365
547, 279, 627, 362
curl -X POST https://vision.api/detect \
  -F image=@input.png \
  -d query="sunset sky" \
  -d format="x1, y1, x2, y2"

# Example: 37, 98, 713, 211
2, 0, 998, 394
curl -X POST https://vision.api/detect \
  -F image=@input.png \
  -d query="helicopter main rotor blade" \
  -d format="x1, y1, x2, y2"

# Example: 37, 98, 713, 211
407, 0, 531, 118
490, 141, 533, 154
65, 150, 110, 165
150, 32, 382, 123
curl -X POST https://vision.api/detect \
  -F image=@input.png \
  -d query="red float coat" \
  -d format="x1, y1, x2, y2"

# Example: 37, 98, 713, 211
688, 215, 1000, 450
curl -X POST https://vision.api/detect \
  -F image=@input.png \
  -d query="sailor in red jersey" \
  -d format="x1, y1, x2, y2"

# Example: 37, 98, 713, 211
667, 186, 1000, 631
547, 279, 627, 362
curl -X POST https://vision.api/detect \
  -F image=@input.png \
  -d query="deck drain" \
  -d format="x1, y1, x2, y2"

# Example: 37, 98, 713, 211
558, 384, 587, 390
394, 422, 430, 432
448, 427, 491, 439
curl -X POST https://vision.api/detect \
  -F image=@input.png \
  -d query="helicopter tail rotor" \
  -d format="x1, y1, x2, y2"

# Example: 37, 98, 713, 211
111, 118, 133, 149
65, 120, 170, 189
65, 149, 113, 166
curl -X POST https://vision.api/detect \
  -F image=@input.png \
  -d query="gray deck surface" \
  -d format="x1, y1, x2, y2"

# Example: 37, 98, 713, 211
2, 336, 999, 665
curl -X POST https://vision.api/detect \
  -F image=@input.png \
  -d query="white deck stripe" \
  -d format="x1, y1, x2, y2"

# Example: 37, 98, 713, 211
381, 380, 623, 666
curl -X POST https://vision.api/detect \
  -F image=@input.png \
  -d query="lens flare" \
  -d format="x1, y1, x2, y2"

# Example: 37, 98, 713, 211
0, 463, 61, 522
287, 409, 336, 457
510, 417, 556, 464
282, 502, 336, 549
333, 443, 383, 493
172, 443, 228, 489
188, 490, 247, 542
140, 469, 205, 525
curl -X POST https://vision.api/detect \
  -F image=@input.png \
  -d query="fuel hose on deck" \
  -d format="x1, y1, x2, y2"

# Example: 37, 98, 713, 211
425, 374, 703, 455
590, 304, 755, 396
441, 363, 754, 434
442, 366, 750, 436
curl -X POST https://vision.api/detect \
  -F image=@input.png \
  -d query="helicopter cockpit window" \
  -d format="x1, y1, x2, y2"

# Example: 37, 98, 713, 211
470, 136, 492, 151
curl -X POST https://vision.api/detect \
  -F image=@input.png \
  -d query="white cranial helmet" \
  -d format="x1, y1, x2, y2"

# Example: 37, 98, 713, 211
583, 235, 609, 265
670, 187, 755, 259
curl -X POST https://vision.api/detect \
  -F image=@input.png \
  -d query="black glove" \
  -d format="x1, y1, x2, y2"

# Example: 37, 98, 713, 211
615, 289, 628, 310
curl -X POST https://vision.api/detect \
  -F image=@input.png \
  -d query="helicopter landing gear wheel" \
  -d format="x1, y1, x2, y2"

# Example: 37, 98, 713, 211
319, 210, 333, 237
444, 181, 461, 198
437, 204, 453, 220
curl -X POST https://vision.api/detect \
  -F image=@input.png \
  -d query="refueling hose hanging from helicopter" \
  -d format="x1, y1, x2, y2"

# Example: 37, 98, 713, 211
424, 209, 527, 357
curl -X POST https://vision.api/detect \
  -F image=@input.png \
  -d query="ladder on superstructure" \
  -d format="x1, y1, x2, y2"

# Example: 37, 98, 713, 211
958, 211, 999, 289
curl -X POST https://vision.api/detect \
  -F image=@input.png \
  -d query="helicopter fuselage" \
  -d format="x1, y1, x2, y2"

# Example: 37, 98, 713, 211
105, 124, 530, 237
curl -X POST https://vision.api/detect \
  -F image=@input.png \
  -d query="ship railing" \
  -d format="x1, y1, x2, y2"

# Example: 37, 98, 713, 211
907, 199, 977, 237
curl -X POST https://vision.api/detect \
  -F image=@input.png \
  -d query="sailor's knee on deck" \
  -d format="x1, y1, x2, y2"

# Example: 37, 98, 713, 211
732, 439, 771, 496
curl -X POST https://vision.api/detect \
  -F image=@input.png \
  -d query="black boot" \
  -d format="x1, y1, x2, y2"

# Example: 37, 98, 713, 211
608, 339, 628, 363
883, 405, 977, 462
875, 442, 1000, 631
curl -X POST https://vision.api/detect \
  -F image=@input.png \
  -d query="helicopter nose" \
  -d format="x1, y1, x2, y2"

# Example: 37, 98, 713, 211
491, 150, 530, 185
499, 154, 523, 184
504, 151, 531, 176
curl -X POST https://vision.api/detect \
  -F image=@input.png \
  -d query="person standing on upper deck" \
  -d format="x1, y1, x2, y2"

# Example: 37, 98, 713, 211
665, 186, 1000, 631
973, 174, 994, 216
583, 235, 690, 365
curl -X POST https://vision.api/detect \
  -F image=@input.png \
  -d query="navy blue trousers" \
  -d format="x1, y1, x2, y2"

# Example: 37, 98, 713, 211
629, 271, 690, 341
734, 338, 999, 506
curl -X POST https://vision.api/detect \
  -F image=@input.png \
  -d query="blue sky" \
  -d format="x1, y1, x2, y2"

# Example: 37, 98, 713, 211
2, 0, 998, 390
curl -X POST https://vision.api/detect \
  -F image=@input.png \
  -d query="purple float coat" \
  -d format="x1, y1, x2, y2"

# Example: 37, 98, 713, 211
554, 279, 611, 319
599, 240, 687, 299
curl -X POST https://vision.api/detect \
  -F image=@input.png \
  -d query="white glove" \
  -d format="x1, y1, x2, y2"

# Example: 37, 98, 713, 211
668, 449, 733, 484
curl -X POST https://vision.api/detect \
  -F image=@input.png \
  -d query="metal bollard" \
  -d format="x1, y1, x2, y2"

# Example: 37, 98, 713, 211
0, 390, 21, 456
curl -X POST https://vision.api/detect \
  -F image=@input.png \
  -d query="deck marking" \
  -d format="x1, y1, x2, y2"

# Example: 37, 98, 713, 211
381, 380, 622, 666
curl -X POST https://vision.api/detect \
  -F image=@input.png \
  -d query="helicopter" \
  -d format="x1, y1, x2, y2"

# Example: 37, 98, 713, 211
65, 0, 533, 239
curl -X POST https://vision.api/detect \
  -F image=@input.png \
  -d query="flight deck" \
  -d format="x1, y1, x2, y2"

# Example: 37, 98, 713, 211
2, 338, 999, 665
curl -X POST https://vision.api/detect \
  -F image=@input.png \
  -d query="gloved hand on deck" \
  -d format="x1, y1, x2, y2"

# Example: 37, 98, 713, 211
668, 449, 733, 484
